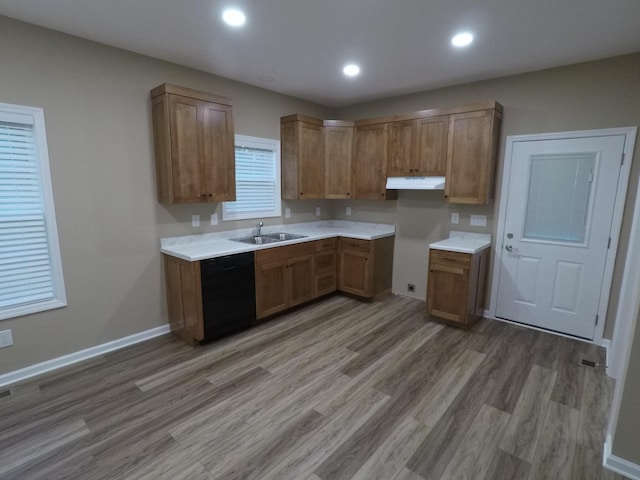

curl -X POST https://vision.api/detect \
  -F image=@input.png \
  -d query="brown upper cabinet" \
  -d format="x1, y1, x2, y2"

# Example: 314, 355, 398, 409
323, 120, 354, 199
445, 108, 501, 204
352, 123, 397, 200
388, 116, 448, 177
281, 115, 324, 199
151, 84, 235, 203
280, 101, 501, 203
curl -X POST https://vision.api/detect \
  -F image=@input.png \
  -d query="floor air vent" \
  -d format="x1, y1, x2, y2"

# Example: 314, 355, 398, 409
0, 390, 10, 398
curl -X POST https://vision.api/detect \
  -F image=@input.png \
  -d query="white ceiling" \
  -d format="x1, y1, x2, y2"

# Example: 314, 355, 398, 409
1, 0, 639, 107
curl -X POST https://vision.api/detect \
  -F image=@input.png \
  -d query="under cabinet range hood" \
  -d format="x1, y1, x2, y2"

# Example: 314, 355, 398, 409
385, 176, 446, 190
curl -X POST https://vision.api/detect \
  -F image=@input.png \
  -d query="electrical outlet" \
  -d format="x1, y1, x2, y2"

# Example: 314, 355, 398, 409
470, 214, 487, 227
315, 207, 321, 216
451, 212, 459, 224
0, 329, 13, 349
191, 214, 200, 227
346, 206, 352, 216
407, 284, 416, 293
210, 213, 218, 225
285, 208, 291, 219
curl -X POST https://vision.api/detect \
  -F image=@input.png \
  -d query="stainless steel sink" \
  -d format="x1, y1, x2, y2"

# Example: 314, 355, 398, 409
230, 232, 308, 245
262, 232, 308, 241
230, 236, 281, 245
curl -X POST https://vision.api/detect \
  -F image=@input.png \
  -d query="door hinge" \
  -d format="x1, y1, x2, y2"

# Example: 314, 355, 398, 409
595, 314, 599, 325
621, 153, 625, 166
608, 237, 611, 249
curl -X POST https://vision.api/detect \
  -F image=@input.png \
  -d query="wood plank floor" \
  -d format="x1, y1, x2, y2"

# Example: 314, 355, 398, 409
0, 294, 626, 480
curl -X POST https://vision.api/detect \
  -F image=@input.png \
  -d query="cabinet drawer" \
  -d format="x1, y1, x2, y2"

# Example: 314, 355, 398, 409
315, 251, 336, 274
314, 237, 337, 252
315, 272, 336, 297
255, 242, 314, 265
429, 249, 471, 268
339, 237, 371, 253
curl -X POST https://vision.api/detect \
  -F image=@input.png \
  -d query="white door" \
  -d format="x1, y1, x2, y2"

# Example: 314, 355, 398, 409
495, 134, 625, 339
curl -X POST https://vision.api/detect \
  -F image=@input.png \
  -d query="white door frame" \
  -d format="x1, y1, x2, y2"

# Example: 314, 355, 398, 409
488, 127, 637, 347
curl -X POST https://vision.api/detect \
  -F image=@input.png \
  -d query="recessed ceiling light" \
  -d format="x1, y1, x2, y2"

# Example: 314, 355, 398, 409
451, 32, 473, 48
343, 64, 360, 77
222, 9, 246, 27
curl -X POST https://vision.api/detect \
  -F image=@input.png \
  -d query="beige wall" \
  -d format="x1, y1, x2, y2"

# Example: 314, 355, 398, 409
334, 53, 640, 339
0, 16, 335, 374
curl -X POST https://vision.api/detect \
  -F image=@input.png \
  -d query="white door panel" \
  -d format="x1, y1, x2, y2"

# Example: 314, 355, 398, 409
495, 134, 625, 339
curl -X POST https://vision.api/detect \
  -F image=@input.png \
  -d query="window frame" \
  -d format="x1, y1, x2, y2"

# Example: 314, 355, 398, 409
222, 134, 282, 221
0, 102, 67, 321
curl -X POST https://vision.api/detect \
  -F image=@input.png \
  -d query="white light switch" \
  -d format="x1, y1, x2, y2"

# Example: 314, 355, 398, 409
451, 212, 459, 224
285, 208, 291, 219
346, 206, 352, 216
210, 213, 218, 225
315, 207, 321, 216
0, 329, 13, 349
192, 214, 200, 227
470, 214, 487, 227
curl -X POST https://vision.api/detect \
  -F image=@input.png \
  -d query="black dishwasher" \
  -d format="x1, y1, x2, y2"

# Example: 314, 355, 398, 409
200, 252, 256, 342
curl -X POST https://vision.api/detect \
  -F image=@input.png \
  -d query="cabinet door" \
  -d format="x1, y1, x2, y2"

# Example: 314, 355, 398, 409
445, 110, 496, 204
201, 101, 235, 201
415, 116, 448, 176
288, 255, 314, 307
352, 124, 390, 200
255, 260, 288, 319
427, 263, 469, 325
339, 249, 372, 297
298, 122, 324, 199
168, 94, 204, 202
387, 120, 415, 176
324, 125, 353, 199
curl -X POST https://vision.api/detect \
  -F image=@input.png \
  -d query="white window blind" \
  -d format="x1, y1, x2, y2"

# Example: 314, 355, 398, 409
223, 135, 281, 221
0, 103, 66, 320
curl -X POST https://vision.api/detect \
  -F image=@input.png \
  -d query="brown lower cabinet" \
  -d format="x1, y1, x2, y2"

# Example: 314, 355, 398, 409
164, 234, 395, 343
338, 236, 394, 298
255, 242, 315, 319
426, 247, 489, 328
163, 254, 204, 344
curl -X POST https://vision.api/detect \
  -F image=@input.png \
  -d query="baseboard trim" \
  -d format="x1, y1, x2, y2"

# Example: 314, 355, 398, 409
604, 435, 640, 480
0, 324, 171, 388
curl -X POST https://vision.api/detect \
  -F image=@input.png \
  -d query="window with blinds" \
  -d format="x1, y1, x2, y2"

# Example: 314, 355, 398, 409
222, 135, 281, 221
0, 103, 66, 321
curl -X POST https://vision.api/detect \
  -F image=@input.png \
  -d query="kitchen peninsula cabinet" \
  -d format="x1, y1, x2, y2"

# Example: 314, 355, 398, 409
352, 123, 397, 200
281, 115, 324, 199
255, 242, 314, 319
323, 121, 354, 199
151, 84, 235, 203
427, 247, 489, 328
445, 108, 501, 204
338, 236, 394, 298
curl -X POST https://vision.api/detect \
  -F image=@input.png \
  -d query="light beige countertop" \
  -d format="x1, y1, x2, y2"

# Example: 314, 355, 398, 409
429, 230, 491, 254
161, 220, 396, 261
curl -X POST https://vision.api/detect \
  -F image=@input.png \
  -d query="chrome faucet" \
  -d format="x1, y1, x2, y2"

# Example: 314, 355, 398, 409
256, 222, 264, 236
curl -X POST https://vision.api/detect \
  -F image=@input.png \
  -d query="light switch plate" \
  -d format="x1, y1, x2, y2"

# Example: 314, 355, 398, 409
0, 329, 13, 349
210, 213, 218, 225
346, 206, 352, 216
315, 207, 321, 216
285, 208, 291, 219
470, 214, 487, 227
451, 212, 459, 224
192, 214, 200, 227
